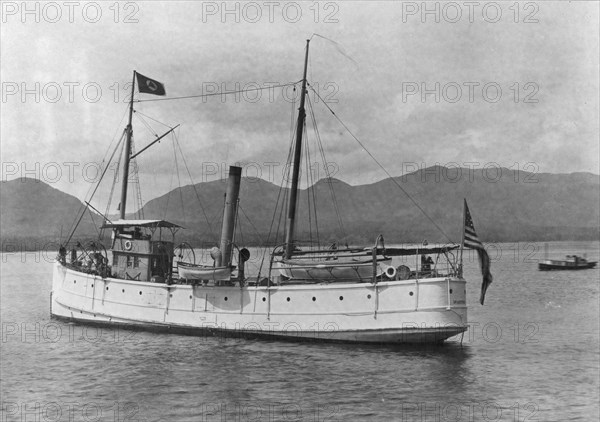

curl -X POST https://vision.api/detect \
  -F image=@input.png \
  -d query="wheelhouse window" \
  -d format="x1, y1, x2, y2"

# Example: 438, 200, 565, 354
133, 256, 140, 268
127, 256, 132, 268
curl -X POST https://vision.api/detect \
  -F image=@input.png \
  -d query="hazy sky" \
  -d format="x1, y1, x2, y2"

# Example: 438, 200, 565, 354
2, 1, 599, 209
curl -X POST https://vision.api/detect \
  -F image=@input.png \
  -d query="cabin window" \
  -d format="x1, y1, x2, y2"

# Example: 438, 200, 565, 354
112, 254, 118, 266
133, 256, 140, 268
127, 256, 132, 268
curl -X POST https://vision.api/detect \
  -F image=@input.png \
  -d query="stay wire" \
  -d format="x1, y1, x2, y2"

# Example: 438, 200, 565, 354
135, 82, 301, 103
306, 93, 346, 238
65, 106, 129, 244
173, 132, 219, 244
307, 83, 454, 244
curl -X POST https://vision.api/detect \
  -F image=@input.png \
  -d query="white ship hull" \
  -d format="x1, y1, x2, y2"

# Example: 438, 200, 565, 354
51, 261, 468, 343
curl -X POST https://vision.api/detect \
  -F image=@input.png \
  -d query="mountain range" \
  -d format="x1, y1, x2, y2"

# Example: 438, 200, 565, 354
1, 167, 599, 249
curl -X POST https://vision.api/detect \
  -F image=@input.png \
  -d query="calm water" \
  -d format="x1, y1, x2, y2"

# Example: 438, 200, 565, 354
1, 241, 599, 421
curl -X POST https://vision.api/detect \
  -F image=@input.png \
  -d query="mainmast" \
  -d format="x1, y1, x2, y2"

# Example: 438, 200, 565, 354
119, 71, 136, 220
284, 40, 310, 259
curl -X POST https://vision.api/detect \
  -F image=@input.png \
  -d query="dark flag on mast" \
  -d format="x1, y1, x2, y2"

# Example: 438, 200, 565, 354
135, 72, 166, 96
463, 199, 493, 305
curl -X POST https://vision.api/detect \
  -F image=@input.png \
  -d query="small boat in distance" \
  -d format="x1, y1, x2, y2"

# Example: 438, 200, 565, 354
538, 255, 597, 271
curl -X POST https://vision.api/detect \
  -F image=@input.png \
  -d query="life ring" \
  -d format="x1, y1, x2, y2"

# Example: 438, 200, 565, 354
124, 240, 132, 251
384, 265, 397, 279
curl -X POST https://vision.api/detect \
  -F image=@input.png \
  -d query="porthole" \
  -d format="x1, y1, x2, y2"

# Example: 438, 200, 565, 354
339, 296, 344, 301
409, 291, 414, 296
170, 294, 173, 298
449, 289, 453, 294
262, 297, 266, 302
367, 294, 372, 299
189, 295, 192, 299
224, 297, 228, 301
122, 289, 125, 293
312, 297, 316, 301
286, 297, 291, 302
91, 284, 94, 288
73, 280, 76, 284
139, 291, 142, 295
106, 287, 109, 291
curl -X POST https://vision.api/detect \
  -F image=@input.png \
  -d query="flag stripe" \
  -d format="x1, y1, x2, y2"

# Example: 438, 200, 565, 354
463, 200, 493, 305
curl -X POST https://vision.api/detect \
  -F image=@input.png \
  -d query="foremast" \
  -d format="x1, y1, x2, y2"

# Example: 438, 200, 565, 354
119, 71, 137, 220
117, 71, 175, 221
284, 39, 310, 259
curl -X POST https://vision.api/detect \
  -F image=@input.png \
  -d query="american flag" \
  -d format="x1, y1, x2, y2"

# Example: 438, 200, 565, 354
464, 201, 483, 249
463, 200, 493, 305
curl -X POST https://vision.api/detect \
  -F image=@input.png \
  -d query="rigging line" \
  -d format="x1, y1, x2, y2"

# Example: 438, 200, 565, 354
87, 206, 101, 240
265, 105, 297, 246
163, 144, 176, 221
134, 110, 175, 129
308, 132, 320, 247
65, 133, 127, 245
290, 85, 297, 136
258, 82, 299, 275
129, 138, 145, 220
303, 121, 320, 248
311, 169, 321, 246
308, 83, 454, 244
65, 108, 130, 243
134, 112, 159, 139
163, 149, 175, 220
102, 131, 127, 237
306, 93, 345, 237
234, 199, 242, 247
258, 118, 297, 276
171, 135, 186, 223
135, 81, 301, 103
238, 204, 265, 244
172, 132, 218, 243
66, 129, 124, 244
309, 33, 360, 69
304, 129, 313, 248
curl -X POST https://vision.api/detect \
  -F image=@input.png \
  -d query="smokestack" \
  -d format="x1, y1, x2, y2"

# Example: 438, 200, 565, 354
217, 166, 242, 267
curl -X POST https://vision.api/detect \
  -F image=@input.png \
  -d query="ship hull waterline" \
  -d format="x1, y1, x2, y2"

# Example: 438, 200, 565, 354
51, 261, 468, 344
